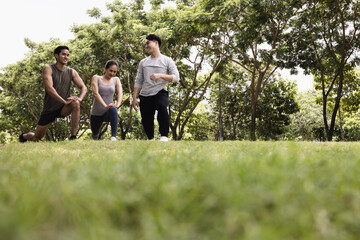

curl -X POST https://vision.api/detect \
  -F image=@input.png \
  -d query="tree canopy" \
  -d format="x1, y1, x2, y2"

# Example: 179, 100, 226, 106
1, 0, 360, 142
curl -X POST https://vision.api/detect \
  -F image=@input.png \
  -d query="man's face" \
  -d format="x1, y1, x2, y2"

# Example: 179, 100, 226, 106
55, 49, 70, 65
145, 40, 158, 54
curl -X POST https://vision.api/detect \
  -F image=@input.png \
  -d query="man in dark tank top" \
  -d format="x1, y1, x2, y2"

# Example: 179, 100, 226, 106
19, 46, 87, 142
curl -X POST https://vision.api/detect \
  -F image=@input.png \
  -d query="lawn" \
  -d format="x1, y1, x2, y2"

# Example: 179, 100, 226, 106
1, 141, 360, 240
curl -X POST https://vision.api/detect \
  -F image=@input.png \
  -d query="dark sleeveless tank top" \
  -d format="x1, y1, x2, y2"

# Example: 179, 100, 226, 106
42, 64, 72, 114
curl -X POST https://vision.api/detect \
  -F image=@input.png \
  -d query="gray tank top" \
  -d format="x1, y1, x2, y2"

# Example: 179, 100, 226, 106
42, 64, 72, 114
91, 77, 116, 116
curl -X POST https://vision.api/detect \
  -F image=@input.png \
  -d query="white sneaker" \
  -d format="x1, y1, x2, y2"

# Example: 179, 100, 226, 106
110, 137, 117, 141
159, 136, 169, 142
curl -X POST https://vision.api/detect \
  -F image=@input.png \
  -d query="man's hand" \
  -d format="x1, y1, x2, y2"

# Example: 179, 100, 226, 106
64, 96, 82, 105
150, 73, 161, 81
150, 73, 173, 82
67, 96, 82, 102
132, 98, 139, 111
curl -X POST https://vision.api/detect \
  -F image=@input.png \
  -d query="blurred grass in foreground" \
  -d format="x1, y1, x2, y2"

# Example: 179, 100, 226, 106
1, 141, 360, 240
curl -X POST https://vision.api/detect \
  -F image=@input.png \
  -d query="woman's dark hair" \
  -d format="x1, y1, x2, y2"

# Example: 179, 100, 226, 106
105, 60, 119, 69
103, 60, 119, 75
54, 46, 69, 55
146, 34, 162, 47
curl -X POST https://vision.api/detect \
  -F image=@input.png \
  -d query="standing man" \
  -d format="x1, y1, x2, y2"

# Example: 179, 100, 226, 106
19, 46, 87, 142
132, 34, 180, 141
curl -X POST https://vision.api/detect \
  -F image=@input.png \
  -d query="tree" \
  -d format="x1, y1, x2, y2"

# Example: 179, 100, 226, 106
292, 0, 360, 141
256, 77, 300, 140
336, 67, 360, 141
209, 64, 251, 140
210, 63, 299, 140
177, 0, 304, 140
287, 90, 325, 141
185, 102, 216, 140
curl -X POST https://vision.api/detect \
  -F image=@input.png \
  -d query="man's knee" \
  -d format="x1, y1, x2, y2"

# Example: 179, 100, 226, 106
156, 98, 169, 112
71, 100, 80, 111
157, 104, 169, 115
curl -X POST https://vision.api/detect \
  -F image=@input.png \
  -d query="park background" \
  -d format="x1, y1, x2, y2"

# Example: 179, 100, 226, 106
0, 0, 360, 142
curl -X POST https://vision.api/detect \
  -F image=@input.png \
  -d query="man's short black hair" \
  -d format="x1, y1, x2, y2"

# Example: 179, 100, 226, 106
146, 34, 162, 47
54, 46, 69, 55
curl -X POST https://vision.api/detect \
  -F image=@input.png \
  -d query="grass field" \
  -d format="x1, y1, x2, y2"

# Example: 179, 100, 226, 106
1, 140, 360, 240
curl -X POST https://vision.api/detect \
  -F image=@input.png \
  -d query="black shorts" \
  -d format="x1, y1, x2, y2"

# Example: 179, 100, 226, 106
37, 107, 65, 126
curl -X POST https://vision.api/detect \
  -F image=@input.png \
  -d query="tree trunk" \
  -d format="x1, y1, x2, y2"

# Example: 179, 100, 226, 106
250, 74, 257, 141
250, 100, 257, 141
328, 68, 344, 141
322, 94, 330, 141
339, 106, 345, 141
249, 72, 264, 141
218, 76, 223, 141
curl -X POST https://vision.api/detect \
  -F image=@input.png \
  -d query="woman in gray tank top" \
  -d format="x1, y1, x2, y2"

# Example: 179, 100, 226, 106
90, 60, 123, 141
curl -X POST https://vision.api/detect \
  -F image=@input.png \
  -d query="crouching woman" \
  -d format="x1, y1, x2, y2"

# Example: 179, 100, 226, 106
90, 60, 123, 141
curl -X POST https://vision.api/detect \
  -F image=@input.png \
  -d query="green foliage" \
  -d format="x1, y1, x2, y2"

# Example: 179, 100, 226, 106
0, 132, 6, 144
288, 90, 326, 141
187, 0, 305, 140
312, 67, 360, 141
343, 109, 360, 141
87, 7, 102, 19
2, 141, 360, 239
257, 78, 300, 140
185, 102, 216, 140
340, 68, 360, 114
210, 64, 299, 140
209, 65, 251, 140
290, 0, 360, 140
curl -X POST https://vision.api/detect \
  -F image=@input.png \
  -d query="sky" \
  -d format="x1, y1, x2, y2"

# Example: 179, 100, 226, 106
0, 0, 314, 91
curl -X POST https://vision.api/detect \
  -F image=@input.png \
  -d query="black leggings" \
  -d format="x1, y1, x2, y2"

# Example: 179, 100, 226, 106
90, 107, 118, 140
139, 89, 169, 139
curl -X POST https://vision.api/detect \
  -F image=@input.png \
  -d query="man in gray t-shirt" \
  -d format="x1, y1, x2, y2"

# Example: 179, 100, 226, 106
132, 34, 179, 141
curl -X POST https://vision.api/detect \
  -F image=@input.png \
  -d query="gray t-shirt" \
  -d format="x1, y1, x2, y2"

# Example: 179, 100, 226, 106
91, 77, 116, 116
42, 64, 72, 114
134, 54, 179, 96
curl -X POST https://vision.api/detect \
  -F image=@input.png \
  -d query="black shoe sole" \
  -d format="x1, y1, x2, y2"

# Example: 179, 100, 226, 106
19, 133, 27, 143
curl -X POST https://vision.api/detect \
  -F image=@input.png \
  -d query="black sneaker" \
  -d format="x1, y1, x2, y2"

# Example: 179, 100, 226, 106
19, 133, 27, 143
69, 135, 77, 140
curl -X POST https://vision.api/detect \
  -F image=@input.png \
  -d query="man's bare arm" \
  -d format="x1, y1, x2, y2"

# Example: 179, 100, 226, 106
71, 69, 87, 101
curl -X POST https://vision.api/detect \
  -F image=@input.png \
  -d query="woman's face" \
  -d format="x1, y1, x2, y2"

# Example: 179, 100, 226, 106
105, 65, 118, 78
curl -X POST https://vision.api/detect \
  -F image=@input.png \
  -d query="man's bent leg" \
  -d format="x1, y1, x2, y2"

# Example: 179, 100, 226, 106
61, 100, 81, 137
22, 123, 51, 141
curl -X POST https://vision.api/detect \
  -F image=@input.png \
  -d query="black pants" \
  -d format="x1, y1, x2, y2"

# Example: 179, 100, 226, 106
90, 107, 118, 140
139, 89, 169, 139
